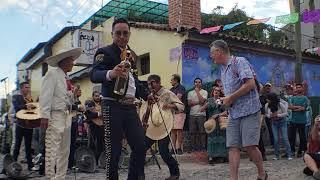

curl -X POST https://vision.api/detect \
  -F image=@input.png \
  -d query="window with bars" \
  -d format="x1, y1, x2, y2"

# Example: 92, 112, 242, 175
137, 53, 150, 76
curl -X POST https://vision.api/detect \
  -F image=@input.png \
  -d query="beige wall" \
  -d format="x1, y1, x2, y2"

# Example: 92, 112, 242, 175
88, 16, 186, 89
52, 32, 73, 55
129, 28, 185, 88
77, 77, 93, 104
30, 63, 42, 99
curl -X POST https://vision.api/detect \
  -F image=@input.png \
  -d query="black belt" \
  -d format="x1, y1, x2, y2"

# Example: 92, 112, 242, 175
102, 97, 136, 105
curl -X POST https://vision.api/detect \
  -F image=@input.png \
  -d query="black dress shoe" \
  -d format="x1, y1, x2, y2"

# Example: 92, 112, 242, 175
165, 175, 179, 180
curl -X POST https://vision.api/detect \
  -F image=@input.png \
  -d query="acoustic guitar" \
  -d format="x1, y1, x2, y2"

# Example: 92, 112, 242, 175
16, 103, 41, 129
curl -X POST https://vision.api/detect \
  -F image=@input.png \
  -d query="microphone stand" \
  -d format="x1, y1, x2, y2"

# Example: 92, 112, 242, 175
150, 83, 179, 165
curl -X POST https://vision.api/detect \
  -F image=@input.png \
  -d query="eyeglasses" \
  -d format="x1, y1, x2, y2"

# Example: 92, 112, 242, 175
114, 31, 130, 37
147, 80, 156, 86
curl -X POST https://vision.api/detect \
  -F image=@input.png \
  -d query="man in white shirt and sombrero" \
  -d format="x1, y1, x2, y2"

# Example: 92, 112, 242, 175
39, 47, 82, 179
140, 74, 184, 180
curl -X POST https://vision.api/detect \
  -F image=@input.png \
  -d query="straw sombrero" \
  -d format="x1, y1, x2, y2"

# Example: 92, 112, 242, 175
139, 101, 174, 140
204, 116, 217, 134
16, 103, 41, 120
45, 47, 82, 67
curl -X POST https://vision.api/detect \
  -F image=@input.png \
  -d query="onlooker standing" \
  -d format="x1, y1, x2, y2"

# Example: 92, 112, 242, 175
187, 78, 208, 151
260, 83, 274, 147
302, 115, 320, 180
201, 86, 227, 164
170, 74, 187, 155
288, 83, 309, 157
68, 85, 84, 169
210, 40, 267, 180
85, 91, 104, 163
257, 83, 267, 161
265, 93, 292, 160
305, 102, 312, 139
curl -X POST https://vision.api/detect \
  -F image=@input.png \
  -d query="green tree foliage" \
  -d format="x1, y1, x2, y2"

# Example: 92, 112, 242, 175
202, 5, 287, 45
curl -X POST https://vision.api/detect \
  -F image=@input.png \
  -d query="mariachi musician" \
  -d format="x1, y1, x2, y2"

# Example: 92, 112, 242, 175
140, 74, 184, 180
85, 91, 104, 164
39, 47, 82, 179
12, 82, 35, 171
90, 18, 148, 179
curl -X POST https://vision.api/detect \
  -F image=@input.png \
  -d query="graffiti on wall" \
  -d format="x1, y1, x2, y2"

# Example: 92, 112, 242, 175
182, 45, 220, 90
73, 29, 103, 65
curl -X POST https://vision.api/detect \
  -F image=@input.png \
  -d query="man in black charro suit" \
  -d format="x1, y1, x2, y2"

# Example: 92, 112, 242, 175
90, 18, 148, 180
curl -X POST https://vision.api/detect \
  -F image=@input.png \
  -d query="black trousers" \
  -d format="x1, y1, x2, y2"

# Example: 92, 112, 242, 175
258, 127, 266, 157
89, 123, 104, 163
288, 123, 307, 154
265, 117, 274, 146
68, 120, 78, 169
13, 125, 33, 169
145, 136, 179, 176
102, 100, 146, 180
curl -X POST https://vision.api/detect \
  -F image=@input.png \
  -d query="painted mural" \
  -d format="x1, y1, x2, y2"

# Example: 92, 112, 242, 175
181, 45, 219, 90
302, 63, 320, 96
181, 44, 320, 96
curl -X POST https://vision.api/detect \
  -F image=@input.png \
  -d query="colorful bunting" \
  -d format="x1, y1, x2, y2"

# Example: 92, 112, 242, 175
247, 18, 271, 25
275, 13, 299, 24
200, 26, 222, 34
223, 22, 244, 31
302, 9, 320, 23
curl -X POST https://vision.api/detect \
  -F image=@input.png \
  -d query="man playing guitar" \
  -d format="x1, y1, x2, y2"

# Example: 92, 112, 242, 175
12, 82, 35, 171
85, 91, 104, 163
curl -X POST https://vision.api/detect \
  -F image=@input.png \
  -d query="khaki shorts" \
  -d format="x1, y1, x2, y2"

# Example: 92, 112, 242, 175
226, 111, 261, 148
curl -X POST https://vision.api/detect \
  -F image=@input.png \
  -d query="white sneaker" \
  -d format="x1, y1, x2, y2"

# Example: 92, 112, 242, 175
272, 157, 279, 160
31, 166, 39, 171
287, 157, 293, 160
32, 153, 42, 164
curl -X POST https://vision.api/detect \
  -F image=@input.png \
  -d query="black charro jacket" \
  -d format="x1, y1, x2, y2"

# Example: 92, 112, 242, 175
90, 43, 148, 100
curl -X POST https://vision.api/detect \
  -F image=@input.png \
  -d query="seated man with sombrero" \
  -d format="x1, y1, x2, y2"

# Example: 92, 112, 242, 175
140, 74, 184, 180
39, 47, 82, 179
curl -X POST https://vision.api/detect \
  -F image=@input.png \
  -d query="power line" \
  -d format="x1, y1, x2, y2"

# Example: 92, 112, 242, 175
67, 0, 91, 24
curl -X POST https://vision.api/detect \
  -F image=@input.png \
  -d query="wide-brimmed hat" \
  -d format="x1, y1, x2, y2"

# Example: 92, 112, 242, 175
16, 103, 41, 120
204, 116, 217, 134
3, 154, 27, 179
139, 101, 174, 141
265, 82, 272, 87
45, 47, 82, 67
75, 147, 96, 173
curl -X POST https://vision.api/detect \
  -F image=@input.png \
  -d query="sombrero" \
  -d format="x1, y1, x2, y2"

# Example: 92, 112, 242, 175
204, 115, 218, 134
45, 47, 82, 67
75, 147, 96, 173
16, 103, 41, 120
139, 101, 174, 141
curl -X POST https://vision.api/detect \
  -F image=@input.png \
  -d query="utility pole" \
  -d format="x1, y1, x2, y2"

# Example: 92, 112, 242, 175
293, 0, 302, 83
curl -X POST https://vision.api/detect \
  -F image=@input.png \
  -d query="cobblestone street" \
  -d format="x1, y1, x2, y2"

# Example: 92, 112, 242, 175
23, 155, 312, 180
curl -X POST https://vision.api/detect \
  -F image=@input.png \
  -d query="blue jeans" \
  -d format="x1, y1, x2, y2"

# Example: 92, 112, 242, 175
271, 119, 292, 158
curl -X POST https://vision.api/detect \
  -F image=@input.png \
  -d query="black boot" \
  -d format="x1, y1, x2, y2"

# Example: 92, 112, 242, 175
38, 157, 45, 176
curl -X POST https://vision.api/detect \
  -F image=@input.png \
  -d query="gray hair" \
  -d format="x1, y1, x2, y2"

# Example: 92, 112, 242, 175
210, 40, 230, 54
